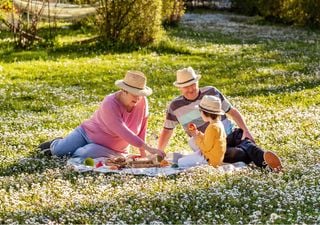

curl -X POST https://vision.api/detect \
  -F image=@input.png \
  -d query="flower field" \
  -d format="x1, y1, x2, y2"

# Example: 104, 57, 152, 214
0, 12, 319, 224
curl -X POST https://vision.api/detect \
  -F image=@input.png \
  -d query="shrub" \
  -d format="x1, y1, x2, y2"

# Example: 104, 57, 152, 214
280, 0, 320, 27
232, 0, 320, 27
257, 0, 283, 22
162, 0, 185, 26
0, 0, 13, 11
230, 0, 260, 16
96, 0, 162, 46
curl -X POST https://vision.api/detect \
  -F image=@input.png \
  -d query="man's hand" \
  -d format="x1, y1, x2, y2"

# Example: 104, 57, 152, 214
242, 129, 255, 143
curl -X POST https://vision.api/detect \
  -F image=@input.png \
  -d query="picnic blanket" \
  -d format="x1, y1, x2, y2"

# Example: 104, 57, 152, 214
67, 157, 248, 177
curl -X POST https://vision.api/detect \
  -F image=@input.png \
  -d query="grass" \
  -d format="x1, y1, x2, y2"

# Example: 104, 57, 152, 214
0, 11, 319, 224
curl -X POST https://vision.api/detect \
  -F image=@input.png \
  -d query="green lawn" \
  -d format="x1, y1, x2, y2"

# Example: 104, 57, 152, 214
0, 12, 319, 224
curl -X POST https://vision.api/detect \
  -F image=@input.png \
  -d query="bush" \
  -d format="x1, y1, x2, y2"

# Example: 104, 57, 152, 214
230, 0, 260, 16
257, 0, 283, 22
162, 0, 185, 26
280, 0, 320, 27
231, 0, 320, 27
96, 0, 162, 46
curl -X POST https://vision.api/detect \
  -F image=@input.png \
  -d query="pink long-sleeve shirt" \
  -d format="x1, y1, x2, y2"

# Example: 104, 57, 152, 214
81, 92, 148, 153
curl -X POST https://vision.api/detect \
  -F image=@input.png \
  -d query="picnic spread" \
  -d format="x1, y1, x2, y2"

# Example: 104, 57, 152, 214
67, 154, 248, 176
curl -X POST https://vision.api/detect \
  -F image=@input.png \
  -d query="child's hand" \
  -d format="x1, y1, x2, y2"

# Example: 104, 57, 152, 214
188, 123, 197, 131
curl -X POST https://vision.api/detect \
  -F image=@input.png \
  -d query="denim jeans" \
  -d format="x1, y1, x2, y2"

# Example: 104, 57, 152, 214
186, 129, 266, 167
224, 129, 266, 167
50, 126, 123, 159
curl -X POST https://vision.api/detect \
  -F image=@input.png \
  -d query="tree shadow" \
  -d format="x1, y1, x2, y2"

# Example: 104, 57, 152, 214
0, 22, 251, 63
0, 173, 226, 224
232, 78, 320, 97
0, 149, 66, 177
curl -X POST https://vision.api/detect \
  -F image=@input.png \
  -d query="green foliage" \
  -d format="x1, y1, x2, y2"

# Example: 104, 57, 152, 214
162, 0, 185, 26
230, 0, 260, 16
96, 0, 163, 46
280, 0, 320, 27
256, 0, 283, 22
0, 0, 12, 11
231, 0, 320, 27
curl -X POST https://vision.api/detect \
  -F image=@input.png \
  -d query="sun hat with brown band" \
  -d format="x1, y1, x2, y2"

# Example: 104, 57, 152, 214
197, 95, 224, 115
173, 66, 201, 87
115, 71, 152, 96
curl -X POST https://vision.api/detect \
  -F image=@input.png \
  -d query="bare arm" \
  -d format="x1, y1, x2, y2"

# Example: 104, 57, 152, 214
227, 107, 255, 142
157, 128, 174, 151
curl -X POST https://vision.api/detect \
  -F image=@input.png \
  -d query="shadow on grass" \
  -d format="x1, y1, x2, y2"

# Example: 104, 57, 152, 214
0, 150, 63, 177
0, 174, 227, 224
229, 78, 320, 97
1, 169, 315, 224
0, 23, 251, 63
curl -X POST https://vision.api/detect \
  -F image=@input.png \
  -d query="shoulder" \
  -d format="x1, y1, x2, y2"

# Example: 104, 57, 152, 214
200, 86, 221, 95
140, 96, 148, 108
100, 93, 124, 115
102, 93, 117, 106
168, 95, 185, 111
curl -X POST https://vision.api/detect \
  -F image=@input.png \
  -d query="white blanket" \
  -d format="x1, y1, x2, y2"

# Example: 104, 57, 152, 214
67, 157, 248, 177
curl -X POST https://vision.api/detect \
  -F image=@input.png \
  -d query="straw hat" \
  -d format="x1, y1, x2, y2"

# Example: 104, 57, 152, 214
197, 95, 224, 115
115, 71, 152, 96
173, 67, 201, 87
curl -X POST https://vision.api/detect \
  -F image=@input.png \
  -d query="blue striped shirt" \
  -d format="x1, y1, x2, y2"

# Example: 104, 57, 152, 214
164, 86, 234, 135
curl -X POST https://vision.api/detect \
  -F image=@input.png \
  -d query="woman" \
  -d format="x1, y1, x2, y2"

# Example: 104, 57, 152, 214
38, 71, 165, 160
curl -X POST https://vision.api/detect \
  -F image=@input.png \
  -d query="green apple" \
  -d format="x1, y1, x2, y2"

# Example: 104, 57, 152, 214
84, 157, 95, 167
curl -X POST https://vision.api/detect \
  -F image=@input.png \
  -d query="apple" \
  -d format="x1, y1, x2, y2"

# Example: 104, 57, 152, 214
95, 161, 104, 168
84, 157, 95, 167
188, 123, 197, 131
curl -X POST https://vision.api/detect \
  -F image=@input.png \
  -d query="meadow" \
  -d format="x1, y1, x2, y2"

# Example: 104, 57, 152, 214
0, 11, 319, 224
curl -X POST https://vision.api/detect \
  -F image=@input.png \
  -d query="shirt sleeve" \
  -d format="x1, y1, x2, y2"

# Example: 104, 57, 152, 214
99, 98, 145, 148
215, 88, 232, 113
195, 127, 217, 154
163, 103, 179, 129
137, 97, 148, 142
195, 124, 225, 167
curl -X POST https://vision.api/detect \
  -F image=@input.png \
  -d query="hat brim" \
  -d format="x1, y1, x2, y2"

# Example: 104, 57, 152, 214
115, 80, 152, 96
173, 75, 201, 88
196, 105, 224, 115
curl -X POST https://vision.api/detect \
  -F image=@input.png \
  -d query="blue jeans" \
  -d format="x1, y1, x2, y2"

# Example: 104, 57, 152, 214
224, 129, 266, 167
50, 126, 123, 159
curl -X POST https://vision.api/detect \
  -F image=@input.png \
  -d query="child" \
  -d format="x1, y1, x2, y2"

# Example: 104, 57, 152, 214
178, 95, 226, 168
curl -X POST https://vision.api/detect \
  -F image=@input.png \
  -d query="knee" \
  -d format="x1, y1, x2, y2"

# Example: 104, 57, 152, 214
51, 139, 73, 157
224, 147, 251, 164
72, 146, 91, 159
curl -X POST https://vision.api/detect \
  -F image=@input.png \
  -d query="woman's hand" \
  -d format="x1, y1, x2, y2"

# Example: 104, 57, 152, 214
143, 144, 166, 158
139, 149, 147, 158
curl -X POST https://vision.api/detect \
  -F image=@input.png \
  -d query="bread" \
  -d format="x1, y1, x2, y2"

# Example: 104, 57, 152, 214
127, 157, 159, 168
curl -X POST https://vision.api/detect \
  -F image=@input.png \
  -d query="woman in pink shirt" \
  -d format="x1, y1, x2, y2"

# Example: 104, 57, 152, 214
38, 71, 164, 160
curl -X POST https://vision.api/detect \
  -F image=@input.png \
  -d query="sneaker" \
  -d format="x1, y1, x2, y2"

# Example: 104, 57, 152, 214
263, 151, 283, 172
38, 137, 62, 156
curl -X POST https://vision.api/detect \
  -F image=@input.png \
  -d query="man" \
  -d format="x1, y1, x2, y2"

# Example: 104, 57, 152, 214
157, 67, 282, 171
